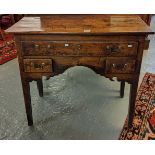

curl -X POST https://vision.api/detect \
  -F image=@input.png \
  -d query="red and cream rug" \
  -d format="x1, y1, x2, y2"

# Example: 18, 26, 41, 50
119, 73, 155, 140
0, 32, 17, 65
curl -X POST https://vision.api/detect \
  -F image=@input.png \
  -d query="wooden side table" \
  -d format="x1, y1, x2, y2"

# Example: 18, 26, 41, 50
6, 15, 154, 127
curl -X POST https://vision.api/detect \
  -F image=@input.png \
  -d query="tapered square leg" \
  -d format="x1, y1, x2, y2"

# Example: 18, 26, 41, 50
128, 80, 139, 128
120, 81, 125, 98
21, 79, 33, 126
37, 79, 43, 97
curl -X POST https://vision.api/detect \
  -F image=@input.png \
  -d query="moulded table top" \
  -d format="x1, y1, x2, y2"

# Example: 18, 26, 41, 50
5, 15, 154, 35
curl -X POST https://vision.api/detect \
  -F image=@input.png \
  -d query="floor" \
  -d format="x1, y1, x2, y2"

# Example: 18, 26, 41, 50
0, 16, 155, 140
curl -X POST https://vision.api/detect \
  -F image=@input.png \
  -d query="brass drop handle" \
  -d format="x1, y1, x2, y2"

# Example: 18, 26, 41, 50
47, 44, 55, 54
76, 44, 81, 50
41, 62, 45, 66
41, 62, 45, 69
35, 44, 39, 49
30, 62, 34, 67
47, 44, 51, 49
28, 62, 46, 69
106, 45, 120, 53
112, 63, 128, 70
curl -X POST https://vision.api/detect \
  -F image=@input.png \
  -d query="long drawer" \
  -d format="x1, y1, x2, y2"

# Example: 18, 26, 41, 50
22, 41, 138, 57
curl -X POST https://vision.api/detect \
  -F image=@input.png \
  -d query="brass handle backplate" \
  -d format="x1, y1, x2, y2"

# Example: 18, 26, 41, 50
112, 63, 128, 70
106, 45, 120, 54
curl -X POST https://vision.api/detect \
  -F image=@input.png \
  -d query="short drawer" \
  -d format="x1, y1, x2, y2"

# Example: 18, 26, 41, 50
106, 58, 136, 74
23, 59, 52, 73
22, 41, 138, 57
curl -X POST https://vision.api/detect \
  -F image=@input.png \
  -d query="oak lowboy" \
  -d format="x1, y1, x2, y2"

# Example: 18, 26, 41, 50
6, 15, 154, 127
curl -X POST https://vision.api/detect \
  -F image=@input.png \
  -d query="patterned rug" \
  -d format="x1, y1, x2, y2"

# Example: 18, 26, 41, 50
0, 31, 17, 65
0, 15, 17, 65
119, 73, 155, 140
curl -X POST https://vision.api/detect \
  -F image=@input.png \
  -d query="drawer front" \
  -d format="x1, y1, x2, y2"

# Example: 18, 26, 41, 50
52, 57, 105, 72
22, 41, 138, 57
106, 59, 136, 74
23, 59, 52, 73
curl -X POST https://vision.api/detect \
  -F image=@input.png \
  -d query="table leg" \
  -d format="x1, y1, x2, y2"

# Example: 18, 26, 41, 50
36, 79, 43, 97
21, 78, 33, 126
128, 80, 139, 128
120, 81, 125, 98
